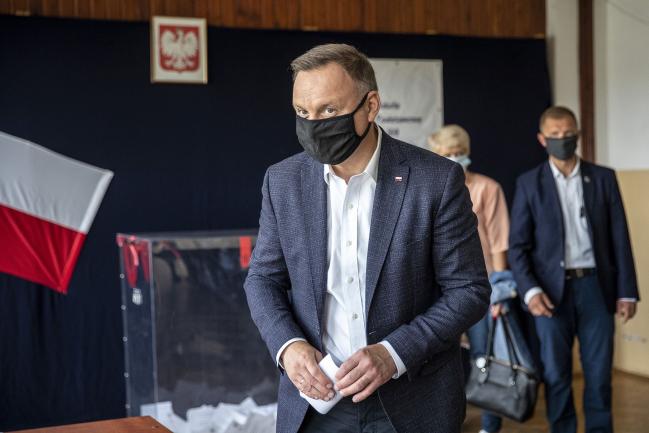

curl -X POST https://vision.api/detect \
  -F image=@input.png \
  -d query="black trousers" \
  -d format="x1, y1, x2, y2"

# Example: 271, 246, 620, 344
299, 394, 396, 433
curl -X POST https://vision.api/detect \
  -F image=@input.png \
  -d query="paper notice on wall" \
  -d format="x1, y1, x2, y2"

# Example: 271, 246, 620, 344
370, 59, 444, 149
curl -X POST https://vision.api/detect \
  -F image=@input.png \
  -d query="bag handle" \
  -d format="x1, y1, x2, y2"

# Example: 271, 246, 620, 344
485, 311, 498, 360
485, 313, 520, 371
501, 313, 522, 368
501, 314, 520, 369
480, 312, 525, 393
477, 317, 497, 384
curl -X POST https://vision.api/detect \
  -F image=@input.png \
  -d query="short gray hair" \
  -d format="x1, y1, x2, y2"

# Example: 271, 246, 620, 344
290, 44, 378, 95
539, 106, 579, 130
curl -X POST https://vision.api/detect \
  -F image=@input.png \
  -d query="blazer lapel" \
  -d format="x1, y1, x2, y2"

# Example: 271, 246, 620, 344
541, 162, 565, 251
365, 136, 409, 316
301, 158, 328, 342
580, 161, 596, 246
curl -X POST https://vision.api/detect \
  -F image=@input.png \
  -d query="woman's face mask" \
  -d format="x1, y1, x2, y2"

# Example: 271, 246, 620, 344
446, 154, 471, 170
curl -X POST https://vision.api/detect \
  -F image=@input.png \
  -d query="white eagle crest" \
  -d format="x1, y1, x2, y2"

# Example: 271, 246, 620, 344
160, 28, 199, 71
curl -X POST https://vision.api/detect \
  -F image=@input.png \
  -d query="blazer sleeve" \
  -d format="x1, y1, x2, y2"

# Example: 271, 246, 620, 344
607, 171, 640, 300
243, 169, 307, 363
383, 163, 491, 377
508, 175, 541, 297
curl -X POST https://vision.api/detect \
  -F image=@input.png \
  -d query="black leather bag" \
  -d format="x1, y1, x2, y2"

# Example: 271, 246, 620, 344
465, 313, 539, 422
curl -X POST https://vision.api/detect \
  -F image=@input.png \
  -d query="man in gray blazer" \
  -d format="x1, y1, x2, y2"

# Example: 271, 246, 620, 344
244, 43, 490, 433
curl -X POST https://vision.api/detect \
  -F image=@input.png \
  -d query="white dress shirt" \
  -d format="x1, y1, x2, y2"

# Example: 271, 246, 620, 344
550, 158, 596, 270
524, 159, 635, 304
277, 128, 407, 378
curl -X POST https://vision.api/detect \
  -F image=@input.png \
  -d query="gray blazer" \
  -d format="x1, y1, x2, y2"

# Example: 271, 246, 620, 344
244, 131, 490, 433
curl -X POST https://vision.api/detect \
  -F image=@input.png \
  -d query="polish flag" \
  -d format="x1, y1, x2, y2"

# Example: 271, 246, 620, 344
0, 131, 113, 294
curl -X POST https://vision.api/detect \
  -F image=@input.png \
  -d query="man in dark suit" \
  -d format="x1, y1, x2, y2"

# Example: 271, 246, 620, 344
244, 44, 490, 433
508, 106, 639, 433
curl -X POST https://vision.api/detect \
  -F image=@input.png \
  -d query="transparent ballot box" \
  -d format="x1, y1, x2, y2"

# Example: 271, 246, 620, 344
117, 231, 278, 432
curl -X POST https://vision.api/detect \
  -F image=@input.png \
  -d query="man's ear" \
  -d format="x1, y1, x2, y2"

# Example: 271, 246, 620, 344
367, 91, 381, 122
537, 132, 547, 148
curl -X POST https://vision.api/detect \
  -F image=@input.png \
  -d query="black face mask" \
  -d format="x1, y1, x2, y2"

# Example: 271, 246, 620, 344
545, 135, 578, 160
296, 93, 372, 165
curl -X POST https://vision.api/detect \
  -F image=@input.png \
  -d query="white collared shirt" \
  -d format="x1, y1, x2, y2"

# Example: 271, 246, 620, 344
548, 158, 596, 270
277, 128, 407, 378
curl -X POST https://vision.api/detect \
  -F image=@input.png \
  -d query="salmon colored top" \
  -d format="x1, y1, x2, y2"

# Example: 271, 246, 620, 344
465, 171, 509, 274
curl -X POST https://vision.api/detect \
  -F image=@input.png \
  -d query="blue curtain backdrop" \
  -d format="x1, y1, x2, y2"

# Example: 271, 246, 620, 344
0, 15, 550, 430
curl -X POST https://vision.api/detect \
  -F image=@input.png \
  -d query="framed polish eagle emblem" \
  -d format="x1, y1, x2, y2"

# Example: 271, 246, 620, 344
151, 16, 208, 84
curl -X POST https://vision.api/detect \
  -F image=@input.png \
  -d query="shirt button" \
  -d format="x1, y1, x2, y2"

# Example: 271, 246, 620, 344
560, 261, 565, 268
347, 276, 354, 284
352, 313, 359, 320
346, 240, 352, 247
348, 203, 354, 209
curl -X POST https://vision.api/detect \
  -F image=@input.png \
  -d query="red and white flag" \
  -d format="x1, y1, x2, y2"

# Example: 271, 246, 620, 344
0, 131, 113, 294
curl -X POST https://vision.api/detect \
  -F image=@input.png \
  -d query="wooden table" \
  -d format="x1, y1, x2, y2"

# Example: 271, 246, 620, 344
9, 416, 172, 433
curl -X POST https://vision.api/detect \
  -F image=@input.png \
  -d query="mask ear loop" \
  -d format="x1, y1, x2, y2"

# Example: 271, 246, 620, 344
357, 119, 372, 140
353, 92, 372, 139
352, 92, 370, 113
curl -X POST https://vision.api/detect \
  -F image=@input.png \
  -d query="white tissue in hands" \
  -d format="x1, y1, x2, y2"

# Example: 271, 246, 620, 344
299, 354, 343, 414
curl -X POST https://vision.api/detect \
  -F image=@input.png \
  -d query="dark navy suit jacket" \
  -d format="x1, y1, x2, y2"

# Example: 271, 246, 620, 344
244, 131, 490, 433
508, 160, 639, 312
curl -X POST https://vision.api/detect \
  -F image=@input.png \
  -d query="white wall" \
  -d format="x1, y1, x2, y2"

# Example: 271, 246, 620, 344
594, 0, 649, 170
593, 0, 649, 378
547, 0, 649, 377
547, 0, 649, 170
546, 0, 581, 121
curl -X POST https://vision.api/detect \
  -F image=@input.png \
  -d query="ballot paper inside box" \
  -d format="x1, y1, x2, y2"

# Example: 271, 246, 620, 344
117, 230, 279, 431
141, 398, 277, 433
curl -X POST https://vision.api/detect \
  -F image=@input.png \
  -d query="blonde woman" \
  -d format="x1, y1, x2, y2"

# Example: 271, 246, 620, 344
429, 125, 532, 433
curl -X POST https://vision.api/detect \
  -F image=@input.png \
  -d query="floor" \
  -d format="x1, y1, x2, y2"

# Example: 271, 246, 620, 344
462, 370, 649, 433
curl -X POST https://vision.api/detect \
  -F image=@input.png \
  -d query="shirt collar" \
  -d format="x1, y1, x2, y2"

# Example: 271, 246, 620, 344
549, 157, 581, 180
323, 126, 382, 184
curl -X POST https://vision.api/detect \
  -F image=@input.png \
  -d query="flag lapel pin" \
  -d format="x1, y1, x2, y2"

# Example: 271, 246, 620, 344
394, 176, 403, 182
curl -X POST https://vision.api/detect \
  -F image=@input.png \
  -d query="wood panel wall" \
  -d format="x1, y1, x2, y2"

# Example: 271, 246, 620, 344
579, 0, 595, 161
0, 0, 546, 38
